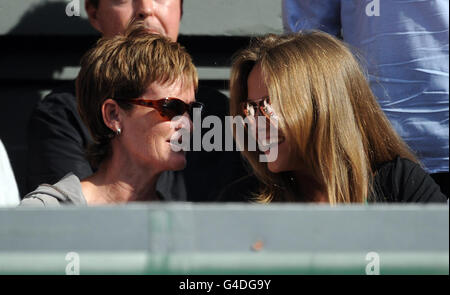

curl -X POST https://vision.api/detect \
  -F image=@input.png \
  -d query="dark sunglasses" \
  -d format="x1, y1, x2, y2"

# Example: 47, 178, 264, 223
116, 97, 205, 120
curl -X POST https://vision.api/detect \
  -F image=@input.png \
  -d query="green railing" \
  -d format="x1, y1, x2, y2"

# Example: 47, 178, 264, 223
0, 204, 448, 275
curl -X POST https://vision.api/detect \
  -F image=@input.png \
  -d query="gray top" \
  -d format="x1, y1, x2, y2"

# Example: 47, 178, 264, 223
20, 173, 87, 207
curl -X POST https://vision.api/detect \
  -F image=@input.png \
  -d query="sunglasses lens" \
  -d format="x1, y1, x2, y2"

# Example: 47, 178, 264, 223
159, 99, 205, 120
243, 97, 277, 121
244, 102, 256, 117
162, 99, 186, 119
261, 99, 278, 120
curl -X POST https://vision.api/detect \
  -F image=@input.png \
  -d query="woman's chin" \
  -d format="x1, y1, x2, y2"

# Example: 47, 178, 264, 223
168, 153, 187, 171
267, 161, 282, 173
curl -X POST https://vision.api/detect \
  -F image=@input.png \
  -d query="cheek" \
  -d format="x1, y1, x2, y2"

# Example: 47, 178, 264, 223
98, 7, 133, 36
144, 123, 171, 157
158, 3, 180, 40
122, 113, 167, 157
267, 141, 292, 173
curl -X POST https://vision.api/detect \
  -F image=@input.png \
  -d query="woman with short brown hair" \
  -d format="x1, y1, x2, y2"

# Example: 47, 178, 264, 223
21, 22, 202, 206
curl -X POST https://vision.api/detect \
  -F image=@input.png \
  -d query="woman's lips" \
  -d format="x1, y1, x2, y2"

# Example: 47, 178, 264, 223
167, 139, 187, 153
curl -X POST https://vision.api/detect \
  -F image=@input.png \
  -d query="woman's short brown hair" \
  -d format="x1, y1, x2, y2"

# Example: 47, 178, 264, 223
76, 21, 197, 168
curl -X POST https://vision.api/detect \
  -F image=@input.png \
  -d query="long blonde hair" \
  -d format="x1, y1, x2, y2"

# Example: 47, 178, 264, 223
230, 32, 418, 204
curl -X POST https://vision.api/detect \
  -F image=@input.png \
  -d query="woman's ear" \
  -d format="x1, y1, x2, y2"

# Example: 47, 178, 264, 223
102, 99, 122, 133
85, 0, 102, 33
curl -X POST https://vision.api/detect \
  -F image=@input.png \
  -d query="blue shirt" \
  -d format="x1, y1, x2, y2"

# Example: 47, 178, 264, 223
283, 0, 449, 173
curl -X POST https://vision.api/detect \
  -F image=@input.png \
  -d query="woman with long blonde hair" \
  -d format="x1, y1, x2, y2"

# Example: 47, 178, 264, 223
222, 31, 445, 204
